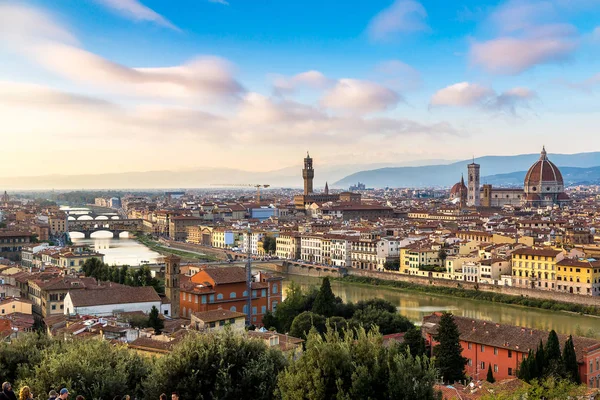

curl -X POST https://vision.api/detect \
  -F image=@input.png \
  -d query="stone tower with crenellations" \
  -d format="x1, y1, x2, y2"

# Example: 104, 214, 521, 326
302, 151, 314, 195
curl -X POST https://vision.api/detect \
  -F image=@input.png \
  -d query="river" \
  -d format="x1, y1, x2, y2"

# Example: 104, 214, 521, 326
282, 274, 600, 338
71, 232, 162, 266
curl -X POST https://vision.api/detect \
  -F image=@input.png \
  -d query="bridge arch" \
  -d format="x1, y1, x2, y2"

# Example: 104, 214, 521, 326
90, 230, 115, 239
69, 232, 85, 239
95, 215, 109, 220
77, 215, 93, 221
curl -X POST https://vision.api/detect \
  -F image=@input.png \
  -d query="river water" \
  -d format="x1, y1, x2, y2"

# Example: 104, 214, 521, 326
70, 232, 162, 266
282, 275, 600, 337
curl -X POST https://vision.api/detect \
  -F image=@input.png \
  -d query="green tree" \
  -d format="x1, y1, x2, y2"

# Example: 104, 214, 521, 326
144, 330, 285, 400
312, 277, 337, 317
354, 298, 397, 314
0, 333, 52, 383
438, 249, 448, 264
383, 260, 400, 271
481, 377, 586, 400
267, 281, 309, 332
17, 338, 151, 400
351, 306, 413, 335
289, 311, 326, 340
562, 335, 579, 384
148, 306, 164, 334
486, 364, 495, 383
545, 330, 564, 377
403, 327, 427, 358
433, 313, 468, 383
277, 327, 441, 400
535, 339, 545, 378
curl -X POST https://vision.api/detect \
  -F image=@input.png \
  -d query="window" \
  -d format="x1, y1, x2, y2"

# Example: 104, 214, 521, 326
468, 342, 472, 350
481, 345, 485, 352
481, 361, 485, 370
508, 367, 513, 376
195, 295, 198, 303
243, 290, 248, 297
468, 359, 472, 366
272, 300, 278, 311
188, 293, 192, 301
217, 293, 224, 300
202, 295, 207, 304
261, 289, 267, 297
252, 290, 257, 298
243, 305, 248, 314
494, 364, 498, 373
51, 305, 56, 310
494, 347, 498, 355
210, 322, 216, 328
508, 350, 512, 358
183, 306, 186, 316
209, 294, 215, 303
261, 305, 266, 314
230, 292, 237, 299
219, 320, 225, 326
591, 361, 593, 373
273, 284, 278, 294
252, 306, 257, 315
230, 306, 236, 312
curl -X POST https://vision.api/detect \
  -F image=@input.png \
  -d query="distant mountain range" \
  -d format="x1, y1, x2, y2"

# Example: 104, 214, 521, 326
0, 159, 456, 190
334, 152, 600, 188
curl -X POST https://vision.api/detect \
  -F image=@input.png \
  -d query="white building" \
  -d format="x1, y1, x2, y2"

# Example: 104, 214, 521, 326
64, 286, 165, 317
301, 234, 323, 264
242, 231, 265, 255
329, 236, 353, 267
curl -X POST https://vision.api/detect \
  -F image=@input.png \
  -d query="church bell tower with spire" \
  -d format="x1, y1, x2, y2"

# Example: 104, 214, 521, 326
468, 157, 480, 207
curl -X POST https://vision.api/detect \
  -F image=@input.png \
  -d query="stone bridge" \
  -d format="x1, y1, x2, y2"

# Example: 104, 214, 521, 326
68, 219, 143, 238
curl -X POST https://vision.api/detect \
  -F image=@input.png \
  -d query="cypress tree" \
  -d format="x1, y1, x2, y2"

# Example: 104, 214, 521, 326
312, 277, 337, 317
545, 330, 564, 378
486, 364, 495, 383
433, 312, 468, 383
562, 335, 580, 384
536, 339, 545, 377
518, 350, 533, 382
148, 306, 164, 334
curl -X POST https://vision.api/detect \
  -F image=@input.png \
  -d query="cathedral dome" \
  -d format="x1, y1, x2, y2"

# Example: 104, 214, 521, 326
524, 147, 563, 194
450, 180, 467, 197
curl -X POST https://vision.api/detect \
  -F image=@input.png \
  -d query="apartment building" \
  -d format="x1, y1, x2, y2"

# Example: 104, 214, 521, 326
301, 234, 323, 264
511, 248, 564, 290
556, 258, 600, 296
276, 232, 301, 260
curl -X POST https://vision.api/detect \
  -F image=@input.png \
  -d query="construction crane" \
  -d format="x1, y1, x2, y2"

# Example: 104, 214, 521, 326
211, 184, 271, 202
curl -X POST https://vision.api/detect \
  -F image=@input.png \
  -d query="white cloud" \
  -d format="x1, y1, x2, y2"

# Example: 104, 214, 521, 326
95, 0, 180, 31
469, 0, 579, 74
0, 4, 242, 102
209, 0, 230, 5
367, 0, 429, 40
321, 79, 402, 114
430, 82, 536, 114
272, 70, 332, 95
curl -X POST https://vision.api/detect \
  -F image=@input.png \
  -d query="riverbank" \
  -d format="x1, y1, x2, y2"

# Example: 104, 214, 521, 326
134, 234, 219, 262
334, 275, 600, 318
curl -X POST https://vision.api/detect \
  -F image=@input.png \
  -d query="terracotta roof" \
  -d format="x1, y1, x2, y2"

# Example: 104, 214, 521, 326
191, 309, 246, 323
511, 247, 562, 257
68, 286, 160, 307
524, 147, 563, 186
201, 267, 247, 284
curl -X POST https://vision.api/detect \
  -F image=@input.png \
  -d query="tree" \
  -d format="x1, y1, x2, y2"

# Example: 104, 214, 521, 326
354, 298, 397, 314
266, 281, 310, 332
384, 260, 400, 271
433, 313, 468, 383
144, 330, 285, 400
545, 330, 564, 377
562, 335, 579, 384
289, 311, 326, 340
0, 333, 52, 383
148, 306, 164, 334
535, 339, 545, 378
17, 338, 151, 400
486, 364, 495, 383
481, 376, 586, 400
351, 306, 413, 335
403, 327, 427, 358
312, 277, 337, 317
438, 249, 448, 264
277, 327, 441, 400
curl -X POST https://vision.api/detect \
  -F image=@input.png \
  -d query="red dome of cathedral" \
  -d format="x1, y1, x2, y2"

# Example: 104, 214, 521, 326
524, 146, 563, 189
450, 178, 467, 197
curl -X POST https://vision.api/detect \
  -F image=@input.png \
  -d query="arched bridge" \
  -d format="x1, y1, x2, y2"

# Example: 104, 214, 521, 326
68, 219, 143, 239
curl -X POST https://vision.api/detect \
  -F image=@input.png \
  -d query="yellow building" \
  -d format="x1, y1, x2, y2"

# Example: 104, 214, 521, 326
511, 248, 563, 291
0, 297, 32, 316
186, 225, 213, 245
48, 212, 67, 235
556, 259, 600, 296
276, 232, 301, 260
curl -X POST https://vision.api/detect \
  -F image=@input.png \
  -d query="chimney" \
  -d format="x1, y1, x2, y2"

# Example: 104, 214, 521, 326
496, 323, 500, 328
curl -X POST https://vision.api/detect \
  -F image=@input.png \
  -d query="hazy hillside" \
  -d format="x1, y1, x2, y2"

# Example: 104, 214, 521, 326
334, 152, 600, 188
482, 166, 600, 186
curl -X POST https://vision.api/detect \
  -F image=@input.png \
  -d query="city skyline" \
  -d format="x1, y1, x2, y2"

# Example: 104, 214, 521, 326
2, 0, 600, 178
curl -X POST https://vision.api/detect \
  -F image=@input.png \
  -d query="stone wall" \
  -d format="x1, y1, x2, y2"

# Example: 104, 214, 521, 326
159, 240, 228, 260
347, 269, 600, 307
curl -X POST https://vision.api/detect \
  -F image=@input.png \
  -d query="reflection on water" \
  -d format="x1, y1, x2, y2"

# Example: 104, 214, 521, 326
71, 232, 161, 266
283, 275, 600, 337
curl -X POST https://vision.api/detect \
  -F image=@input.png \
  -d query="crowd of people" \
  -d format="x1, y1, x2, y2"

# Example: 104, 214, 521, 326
0, 383, 181, 400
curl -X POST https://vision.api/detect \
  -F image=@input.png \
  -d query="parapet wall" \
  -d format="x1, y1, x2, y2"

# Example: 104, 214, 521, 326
347, 269, 600, 307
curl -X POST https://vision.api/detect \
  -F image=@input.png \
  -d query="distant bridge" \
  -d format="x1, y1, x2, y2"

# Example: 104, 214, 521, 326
68, 219, 143, 239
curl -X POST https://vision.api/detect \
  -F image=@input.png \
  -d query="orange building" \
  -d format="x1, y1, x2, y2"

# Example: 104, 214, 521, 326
423, 313, 600, 387
179, 266, 282, 326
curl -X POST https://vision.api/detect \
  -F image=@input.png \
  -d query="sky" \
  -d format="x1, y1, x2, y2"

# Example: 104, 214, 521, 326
1, 0, 600, 178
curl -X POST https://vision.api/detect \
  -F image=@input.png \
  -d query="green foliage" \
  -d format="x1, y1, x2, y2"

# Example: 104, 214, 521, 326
481, 377, 587, 400
433, 313, 468, 383
383, 259, 400, 271
354, 298, 397, 314
486, 364, 495, 383
562, 335, 579, 384
0, 333, 52, 383
261, 236, 277, 254
289, 312, 326, 340
351, 306, 413, 335
544, 330, 564, 377
277, 327, 441, 400
17, 338, 151, 400
312, 277, 336, 317
144, 330, 286, 400
337, 276, 600, 317
148, 306, 164, 334
403, 327, 427, 358
81, 259, 164, 294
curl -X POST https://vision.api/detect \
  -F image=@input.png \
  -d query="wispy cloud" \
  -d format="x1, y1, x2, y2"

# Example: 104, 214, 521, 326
272, 70, 332, 95
95, 0, 180, 31
321, 79, 403, 114
469, 0, 580, 74
209, 0, 230, 5
430, 82, 536, 115
367, 0, 429, 40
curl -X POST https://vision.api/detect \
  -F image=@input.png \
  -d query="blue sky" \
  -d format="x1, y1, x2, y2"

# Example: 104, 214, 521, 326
1, 0, 599, 177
